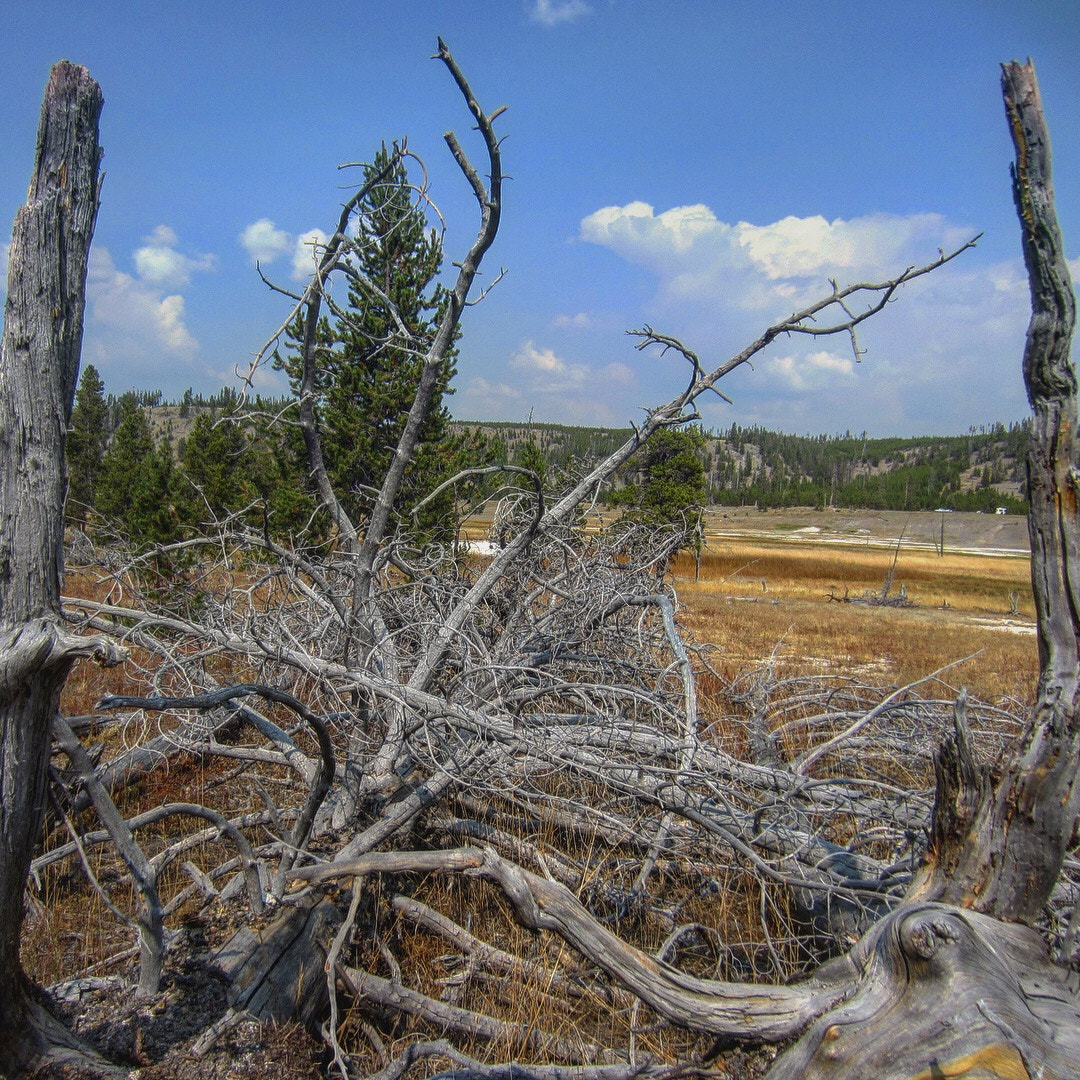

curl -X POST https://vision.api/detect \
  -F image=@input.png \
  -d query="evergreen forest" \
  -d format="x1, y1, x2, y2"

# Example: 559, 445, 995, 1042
67, 373, 1029, 552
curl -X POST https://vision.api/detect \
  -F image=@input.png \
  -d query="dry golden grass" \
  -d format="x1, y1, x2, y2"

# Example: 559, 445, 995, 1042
26, 568, 283, 987
672, 539, 1038, 706
24, 532, 1040, 1071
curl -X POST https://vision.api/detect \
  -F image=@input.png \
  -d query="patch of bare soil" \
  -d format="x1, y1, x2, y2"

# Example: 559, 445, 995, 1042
705, 507, 1029, 556
44, 937, 326, 1078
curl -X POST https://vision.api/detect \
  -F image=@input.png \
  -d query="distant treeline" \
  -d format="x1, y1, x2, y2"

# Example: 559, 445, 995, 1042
455, 421, 634, 471
455, 420, 1029, 514
69, 373, 1029, 547
66, 372, 496, 551
699, 422, 1029, 513
109, 386, 290, 419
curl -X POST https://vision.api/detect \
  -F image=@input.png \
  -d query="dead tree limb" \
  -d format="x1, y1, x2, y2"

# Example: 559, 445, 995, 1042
909, 59, 1080, 919
35, 47, 1080, 1080
95, 683, 335, 895
52, 714, 165, 999
290, 846, 848, 1043
0, 61, 127, 1077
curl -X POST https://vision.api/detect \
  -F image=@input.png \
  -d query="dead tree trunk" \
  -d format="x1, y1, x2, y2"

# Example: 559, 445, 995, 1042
0, 62, 123, 1076
909, 60, 1079, 918
27, 53, 1080, 1080
764, 57, 1080, 1078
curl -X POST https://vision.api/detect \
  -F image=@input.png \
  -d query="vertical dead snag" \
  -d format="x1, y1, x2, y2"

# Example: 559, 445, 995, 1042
766, 56, 1080, 1080
0, 62, 125, 1075
911, 60, 1079, 921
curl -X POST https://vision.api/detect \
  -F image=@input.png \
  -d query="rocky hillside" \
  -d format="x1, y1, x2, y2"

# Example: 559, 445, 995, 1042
456, 420, 1029, 512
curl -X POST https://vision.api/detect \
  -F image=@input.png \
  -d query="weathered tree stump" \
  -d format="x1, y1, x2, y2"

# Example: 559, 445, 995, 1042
212, 894, 343, 1029
769, 903, 1080, 1078
0, 61, 124, 1077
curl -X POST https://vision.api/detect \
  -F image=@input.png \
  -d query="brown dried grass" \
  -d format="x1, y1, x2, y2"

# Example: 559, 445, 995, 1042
22, 535, 1040, 1072
672, 539, 1038, 706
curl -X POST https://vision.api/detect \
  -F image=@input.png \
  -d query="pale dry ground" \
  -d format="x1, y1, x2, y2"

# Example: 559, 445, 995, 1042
465, 505, 1038, 704
673, 510, 1037, 706
701, 506, 1030, 558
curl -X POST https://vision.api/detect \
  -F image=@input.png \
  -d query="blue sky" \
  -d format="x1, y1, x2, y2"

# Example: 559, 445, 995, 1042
1, 1, 1077, 436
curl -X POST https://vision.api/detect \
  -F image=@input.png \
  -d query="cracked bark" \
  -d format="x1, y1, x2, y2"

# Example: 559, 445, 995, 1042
0, 61, 126, 1076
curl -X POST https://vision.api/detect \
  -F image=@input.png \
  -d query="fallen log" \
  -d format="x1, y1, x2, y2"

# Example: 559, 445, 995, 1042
768, 903, 1080, 1078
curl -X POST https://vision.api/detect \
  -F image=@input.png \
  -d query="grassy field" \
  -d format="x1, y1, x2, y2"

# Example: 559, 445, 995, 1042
461, 503, 1038, 705
672, 526, 1037, 706
18, 520, 1041, 1074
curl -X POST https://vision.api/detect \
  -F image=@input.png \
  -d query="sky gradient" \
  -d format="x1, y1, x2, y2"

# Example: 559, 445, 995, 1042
1, 1, 1077, 436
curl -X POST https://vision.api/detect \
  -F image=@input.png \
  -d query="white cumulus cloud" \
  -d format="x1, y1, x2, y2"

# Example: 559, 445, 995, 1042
580, 201, 972, 316
581, 201, 721, 263
737, 212, 963, 280
768, 350, 855, 392
133, 225, 215, 289
240, 218, 291, 264
292, 229, 329, 281
87, 246, 200, 363
577, 197, 1038, 433
239, 219, 329, 282
530, 0, 591, 26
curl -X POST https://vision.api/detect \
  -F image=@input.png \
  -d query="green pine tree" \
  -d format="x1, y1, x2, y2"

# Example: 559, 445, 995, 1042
66, 364, 109, 524
613, 426, 707, 531
177, 413, 248, 524
515, 439, 548, 489
278, 144, 490, 543
243, 420, 323, 541
95, 393, 180, 549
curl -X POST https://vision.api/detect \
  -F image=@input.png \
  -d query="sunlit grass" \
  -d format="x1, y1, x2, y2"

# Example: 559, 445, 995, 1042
28, 529, 1041, 1063
672, 539, 1038, 705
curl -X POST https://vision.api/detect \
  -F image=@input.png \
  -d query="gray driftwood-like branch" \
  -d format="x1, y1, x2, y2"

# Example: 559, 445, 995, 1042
95, 683, 334, 896
0, 61, 128, 1077
18, 46, 1079, 1080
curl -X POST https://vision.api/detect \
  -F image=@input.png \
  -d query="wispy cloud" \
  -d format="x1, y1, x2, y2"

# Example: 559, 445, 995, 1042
579, 199, 1037, 433
455, 376, 525, 419
500, 340, 635, 423
553, 311, 595, 330
529, 0, 591, 26
0, 241, 8, 299
767, 350, 855, 393
240, 218, 329, 281
511, 340, 590, 392
458, 339, 635, 424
